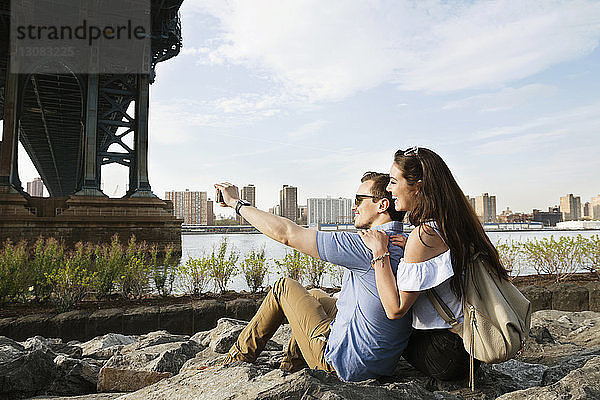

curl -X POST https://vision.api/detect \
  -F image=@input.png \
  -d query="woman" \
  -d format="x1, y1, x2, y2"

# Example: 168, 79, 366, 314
359, 146, 509, 381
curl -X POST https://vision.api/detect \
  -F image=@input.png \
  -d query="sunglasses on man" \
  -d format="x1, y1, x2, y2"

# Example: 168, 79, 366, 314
355, 194, 379, 206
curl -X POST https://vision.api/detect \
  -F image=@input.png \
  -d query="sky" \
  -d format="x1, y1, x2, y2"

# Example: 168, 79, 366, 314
16, 0, 600, 215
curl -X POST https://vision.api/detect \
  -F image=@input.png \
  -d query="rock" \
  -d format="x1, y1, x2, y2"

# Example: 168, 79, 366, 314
78, 333, 137, 359
588, 281, 600, 312
0, 317, 15, 337
123, 306, 160, 335
53, 310, 92, 341
0, 338, 60, 399
97, 367, 171, 393
490, 359, 548, 389
88, 308, 124, 338
125, 330, 189, 351
31, 394, 125, 400
104, 339, 203, 375
225, 298, 259, 321
11, 313, 57, 341
192, 299, 226, 332
270, 324, 292, 348
541, 347, 600, 386
549, 283, 589, 312
159, 304, 194, 335
529, 326, 555, 344
496, 356, 600, 400
49, 355, 105, 395
520, 285, 552, 312
116, 364, 443, 400
191, 317, 246, 352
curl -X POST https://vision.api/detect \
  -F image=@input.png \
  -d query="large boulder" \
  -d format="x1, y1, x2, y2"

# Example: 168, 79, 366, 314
116, 364, 446, 400
49, 355, 105, 395
97, 367, 172, 393
520, 285, 552, 312
0, 336, 60, 398
78, 333, 137, 360
549, 283, 589, 312
496, 356, 600, 400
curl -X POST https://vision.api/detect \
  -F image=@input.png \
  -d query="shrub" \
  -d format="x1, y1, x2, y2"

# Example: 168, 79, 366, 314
240, 248, 269, 293
274, 249, 304, 283
0, 240, 29, 302
496, 239, 523, 278
178, 255, 211, 296
330, 264, 345, 288
117, 236, 151, 299
304, 256, 328, 288
209, 237, 239, 293
151, 244, 179, 297
93, 235, 125, 299
581, 234, 600, 278
521, 235, 583, 282
30, 237, 64, 301
46, 257, 96, 312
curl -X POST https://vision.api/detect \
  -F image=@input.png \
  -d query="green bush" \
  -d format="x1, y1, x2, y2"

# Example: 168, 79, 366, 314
30, 237, 65, 301
274, 249, 304, 283
496, 239, 523, 277
209, 237, 239, 293
304, 255, 329, 288
93, 234, 124, 299
521, 235, 583, 282
117, 236, 151, 299
0, 240, 29, 302
330, 264, 345, 288
178, 255, 210, 296
581, 234, 600, 278
240, 248, 269, 293
151, 244, 179, 297
46, 257, 96, 312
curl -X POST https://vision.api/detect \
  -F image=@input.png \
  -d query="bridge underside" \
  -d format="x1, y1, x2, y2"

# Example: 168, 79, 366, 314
0, 1, 185, 252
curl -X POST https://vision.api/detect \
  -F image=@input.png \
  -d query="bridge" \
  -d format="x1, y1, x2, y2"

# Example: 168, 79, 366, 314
0, 1, 185, 253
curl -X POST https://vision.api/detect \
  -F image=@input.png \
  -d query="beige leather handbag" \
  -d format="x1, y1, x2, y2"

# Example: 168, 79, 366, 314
427, 252, 532, 390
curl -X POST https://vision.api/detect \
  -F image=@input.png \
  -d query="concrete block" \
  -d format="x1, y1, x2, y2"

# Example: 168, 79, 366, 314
549, 283, 589, 312
520, 285, 552, 312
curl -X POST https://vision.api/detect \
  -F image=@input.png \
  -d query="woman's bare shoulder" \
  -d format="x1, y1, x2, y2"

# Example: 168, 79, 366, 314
404, 225, 449, 263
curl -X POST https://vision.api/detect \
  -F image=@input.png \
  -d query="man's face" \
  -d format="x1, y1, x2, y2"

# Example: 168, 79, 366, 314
352, 180, 381, 230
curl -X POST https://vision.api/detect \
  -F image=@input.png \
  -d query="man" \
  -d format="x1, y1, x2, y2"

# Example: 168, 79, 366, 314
214, 172, 411, 382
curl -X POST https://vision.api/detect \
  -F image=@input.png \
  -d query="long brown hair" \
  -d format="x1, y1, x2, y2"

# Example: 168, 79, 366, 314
393, 147, 508, 297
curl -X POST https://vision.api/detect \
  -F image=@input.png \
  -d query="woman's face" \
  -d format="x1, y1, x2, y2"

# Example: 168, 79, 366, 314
387, 162, 419, 212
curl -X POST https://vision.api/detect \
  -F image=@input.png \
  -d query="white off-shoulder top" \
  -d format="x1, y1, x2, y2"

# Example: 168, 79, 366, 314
396, 224, 463, 330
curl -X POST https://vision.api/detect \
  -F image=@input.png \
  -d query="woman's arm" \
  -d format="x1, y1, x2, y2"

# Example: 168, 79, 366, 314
359, 230, 420, 320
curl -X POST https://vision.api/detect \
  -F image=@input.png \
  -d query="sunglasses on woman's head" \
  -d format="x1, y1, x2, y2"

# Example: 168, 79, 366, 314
403, 146, 419, 156
355, 194, 378, 206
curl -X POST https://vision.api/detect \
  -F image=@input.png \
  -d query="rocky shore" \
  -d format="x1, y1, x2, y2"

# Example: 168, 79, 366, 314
0, 309, 598, 400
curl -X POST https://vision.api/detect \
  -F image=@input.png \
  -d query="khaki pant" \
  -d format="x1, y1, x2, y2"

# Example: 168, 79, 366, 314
230, 277, 337, 373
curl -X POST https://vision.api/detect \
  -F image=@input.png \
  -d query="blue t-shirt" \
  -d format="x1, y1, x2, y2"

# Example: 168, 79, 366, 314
316, 221, 413, 382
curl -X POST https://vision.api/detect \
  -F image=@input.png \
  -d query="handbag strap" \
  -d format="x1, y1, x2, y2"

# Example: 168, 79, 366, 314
426, 288, 460, 327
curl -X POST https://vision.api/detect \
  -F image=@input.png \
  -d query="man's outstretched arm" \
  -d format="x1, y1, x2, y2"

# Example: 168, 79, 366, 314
215, 182, 319, 259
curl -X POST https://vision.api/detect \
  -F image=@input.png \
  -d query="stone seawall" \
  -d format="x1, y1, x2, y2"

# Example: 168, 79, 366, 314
1, 282, 598, 342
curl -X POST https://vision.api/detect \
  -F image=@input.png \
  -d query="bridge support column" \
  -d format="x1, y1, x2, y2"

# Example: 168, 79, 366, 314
75, 74, 106, 197
130, 74, 156, 198
0, 53, 20, 195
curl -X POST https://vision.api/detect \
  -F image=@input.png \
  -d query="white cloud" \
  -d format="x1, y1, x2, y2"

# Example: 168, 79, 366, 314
186, 0, 600, 102
442, 84, 557, 112
288, 120, 326, 138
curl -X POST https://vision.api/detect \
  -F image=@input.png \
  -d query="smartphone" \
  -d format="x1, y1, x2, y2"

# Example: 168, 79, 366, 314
216, 188, 225, 204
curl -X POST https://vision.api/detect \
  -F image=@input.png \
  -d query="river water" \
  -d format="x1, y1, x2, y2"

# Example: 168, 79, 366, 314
179, 230, 600, 292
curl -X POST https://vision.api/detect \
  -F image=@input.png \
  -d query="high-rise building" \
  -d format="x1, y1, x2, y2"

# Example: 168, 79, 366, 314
474, 193, 497, 223
206, 199, 215, 225
165, 189, 207, 225
26, 177, 44, 197
582, 202, 591, 219
280, 185, 298, 221
298, 205, 308, 225
560, 194, 581, 221
236, 184, 256, 225
307, 197, 353, 226
591, 195, 600, 221
466, 195, 476, 211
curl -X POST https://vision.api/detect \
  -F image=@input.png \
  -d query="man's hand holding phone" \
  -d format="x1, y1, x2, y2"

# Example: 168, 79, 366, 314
214, 182, 240, 208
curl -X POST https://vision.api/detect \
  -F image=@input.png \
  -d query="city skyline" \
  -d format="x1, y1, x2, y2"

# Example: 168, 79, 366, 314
12, 1, 600, 213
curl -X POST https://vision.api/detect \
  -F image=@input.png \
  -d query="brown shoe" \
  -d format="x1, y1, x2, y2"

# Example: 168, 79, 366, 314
221, 344, 251, 366
279, 356, 308, 373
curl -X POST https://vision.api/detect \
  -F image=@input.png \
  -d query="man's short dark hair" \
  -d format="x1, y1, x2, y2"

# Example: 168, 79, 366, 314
361, 171, 406, 222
